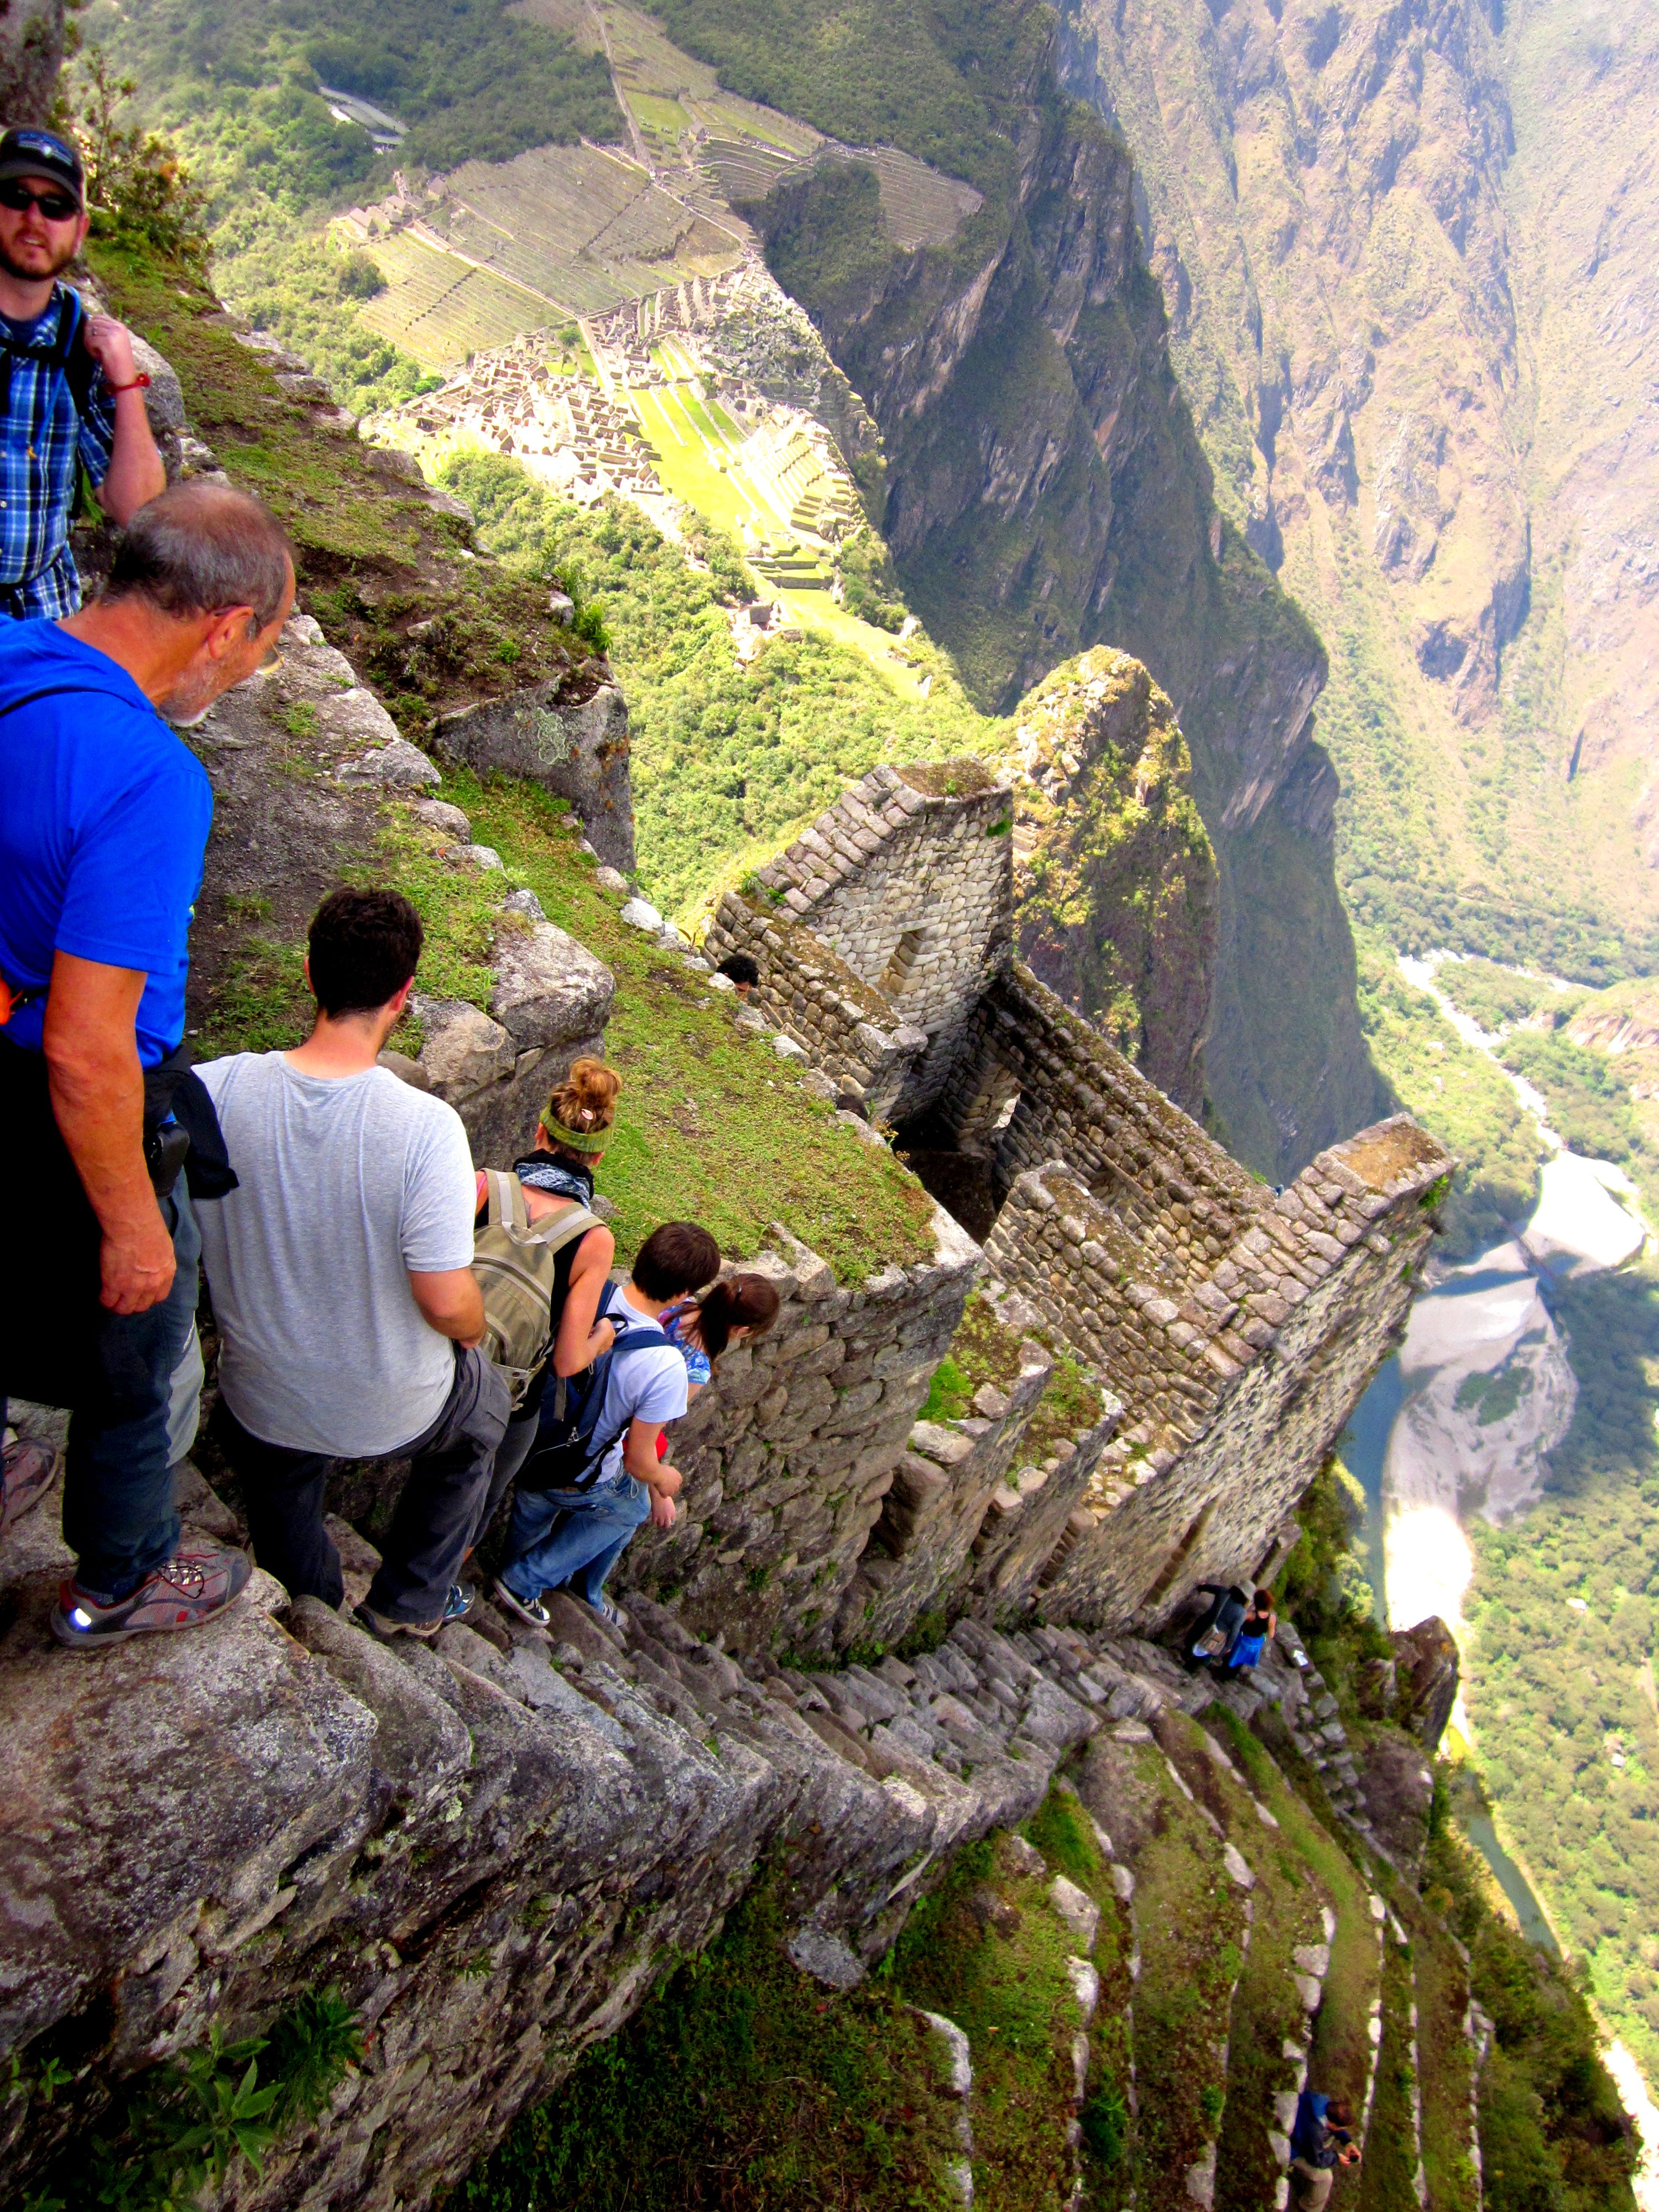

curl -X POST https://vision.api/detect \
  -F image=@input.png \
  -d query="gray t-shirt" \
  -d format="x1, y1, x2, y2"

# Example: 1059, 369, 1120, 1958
195, 1053, 476, 1455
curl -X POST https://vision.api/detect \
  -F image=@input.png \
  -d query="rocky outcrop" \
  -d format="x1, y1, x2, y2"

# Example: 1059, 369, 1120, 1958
995, 648, 1218, 1111
1391, 1615, 1460, 1754
432, 678, 636, 874
189, 614, 615, 1158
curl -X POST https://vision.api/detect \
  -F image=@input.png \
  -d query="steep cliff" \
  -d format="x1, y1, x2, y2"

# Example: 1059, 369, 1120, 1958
644, 0, 1387, 1176
1053, 0, 1659, 983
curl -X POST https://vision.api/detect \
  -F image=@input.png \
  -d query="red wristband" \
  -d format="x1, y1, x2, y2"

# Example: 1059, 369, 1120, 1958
108, 373, 152, 394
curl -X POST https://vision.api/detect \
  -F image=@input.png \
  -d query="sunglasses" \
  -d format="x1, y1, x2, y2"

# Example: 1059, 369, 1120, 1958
0, 179, 81, 221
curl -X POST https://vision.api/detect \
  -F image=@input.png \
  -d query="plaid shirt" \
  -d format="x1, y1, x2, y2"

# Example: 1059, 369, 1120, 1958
0, 285, 116, 620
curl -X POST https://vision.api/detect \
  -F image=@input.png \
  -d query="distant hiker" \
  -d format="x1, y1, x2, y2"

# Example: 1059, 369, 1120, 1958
197, 888, 510, 1641
469, 1057, 622, 1533
0, 128, 167, 619
1289, 2090, 1358, 2208
0, 481, 294, 1648
715, 953, 759, 999
662, 1272, 781, 1399
1184, 1582, 1249, 1672
493, 1220, 721, 1631
1225, 1588, 1278, 1675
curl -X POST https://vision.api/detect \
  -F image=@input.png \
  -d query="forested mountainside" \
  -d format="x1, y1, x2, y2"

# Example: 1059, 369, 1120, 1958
89, 0, 1386, 1175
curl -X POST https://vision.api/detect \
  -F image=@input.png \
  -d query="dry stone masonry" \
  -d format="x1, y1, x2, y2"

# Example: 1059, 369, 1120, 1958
704, 761, 1451, 1645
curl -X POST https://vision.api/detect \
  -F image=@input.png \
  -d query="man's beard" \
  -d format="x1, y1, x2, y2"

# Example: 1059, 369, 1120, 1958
158, 665, 225, 728
0, 232, 80, 286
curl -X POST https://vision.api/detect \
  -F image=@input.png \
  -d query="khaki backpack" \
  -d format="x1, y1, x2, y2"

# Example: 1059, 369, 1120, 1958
472, 1168, 603, 1408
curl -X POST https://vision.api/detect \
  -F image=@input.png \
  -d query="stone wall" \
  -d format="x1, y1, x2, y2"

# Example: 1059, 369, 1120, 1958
984, 1115, 1449, 1627
703, 761, 1014, 1123
613, 1208, 983, 1659
945, 966, 1270, 1296
698, 902, 928, 1117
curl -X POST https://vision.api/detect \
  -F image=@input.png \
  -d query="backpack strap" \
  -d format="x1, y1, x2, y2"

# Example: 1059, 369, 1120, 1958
482, 1166, 529, 1234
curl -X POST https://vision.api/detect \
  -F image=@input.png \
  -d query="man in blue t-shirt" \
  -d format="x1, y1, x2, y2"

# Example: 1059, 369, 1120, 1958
0, 477, 295, 1651
0, 128, 168, 618
1289, 2090, 1359, 2208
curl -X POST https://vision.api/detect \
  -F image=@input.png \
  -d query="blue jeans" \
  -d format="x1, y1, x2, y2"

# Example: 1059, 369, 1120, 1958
500, 1468, 649, 1608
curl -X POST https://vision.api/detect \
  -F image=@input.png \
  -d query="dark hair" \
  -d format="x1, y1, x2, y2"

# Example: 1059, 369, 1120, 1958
633, 1221, 721, 1301
1326, 2098, 1353, 2128
1254, 1588, 1275, 1609
717, 953, 760, 989
308, 887, 424, 1017
105, 481, 293, 630
688, 1271, 782, 1365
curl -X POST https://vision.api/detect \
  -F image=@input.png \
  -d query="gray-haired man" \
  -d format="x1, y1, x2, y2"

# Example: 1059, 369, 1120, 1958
0, 479, 295, 1650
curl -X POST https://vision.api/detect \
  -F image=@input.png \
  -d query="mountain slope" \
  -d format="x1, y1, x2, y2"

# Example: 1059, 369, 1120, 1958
1052, 0, 1659, 985
641, 0, 1387, 1175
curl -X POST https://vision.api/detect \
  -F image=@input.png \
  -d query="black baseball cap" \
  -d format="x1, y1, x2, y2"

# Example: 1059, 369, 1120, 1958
0, 128, 85, 208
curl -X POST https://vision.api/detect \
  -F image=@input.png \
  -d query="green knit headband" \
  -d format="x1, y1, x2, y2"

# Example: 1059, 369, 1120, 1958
539, 1112, 611, 1153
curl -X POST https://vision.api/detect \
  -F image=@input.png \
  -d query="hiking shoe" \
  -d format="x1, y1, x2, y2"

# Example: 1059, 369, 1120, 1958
492, 1577, 552, 1632
570, 1589, 627, 1631
351, 1601, 442, 1644
444, 1580, 477, 1624
2, 1434, 60, 1533
50, 1541, 251, 1652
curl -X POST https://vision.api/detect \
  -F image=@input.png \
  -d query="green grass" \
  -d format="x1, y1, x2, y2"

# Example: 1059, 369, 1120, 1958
1112, 1738, 1248, 2211
1355, 1939, 1420, 2212
457, 1881, 962, 2211
446, 771, 938, 1280
890, 1812, 1121, 2210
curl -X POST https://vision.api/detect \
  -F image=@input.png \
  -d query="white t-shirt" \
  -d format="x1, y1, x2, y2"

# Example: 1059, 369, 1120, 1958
593, 1287, 689, 1482
195, 1053, 476, 1455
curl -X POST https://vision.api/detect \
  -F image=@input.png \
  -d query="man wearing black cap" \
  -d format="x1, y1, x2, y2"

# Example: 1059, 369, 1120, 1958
0, 126, 166, 619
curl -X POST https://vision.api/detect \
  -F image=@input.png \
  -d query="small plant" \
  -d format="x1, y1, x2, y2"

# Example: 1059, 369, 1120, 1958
66, 50, 210, 269
1081, 2082, 1128, 2166
1199, 2080, 1225, 2125
278, 702, 319, 743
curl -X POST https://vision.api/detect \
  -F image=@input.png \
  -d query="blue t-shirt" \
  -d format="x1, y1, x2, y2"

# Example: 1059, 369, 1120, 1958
0, 620, 213, 1067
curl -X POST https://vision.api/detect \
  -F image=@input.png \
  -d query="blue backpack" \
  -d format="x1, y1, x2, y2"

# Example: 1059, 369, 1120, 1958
516, 1284, 671, 1493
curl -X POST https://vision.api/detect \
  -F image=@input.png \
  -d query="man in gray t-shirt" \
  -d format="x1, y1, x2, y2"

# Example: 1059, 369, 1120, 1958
196, 889, 509, 1637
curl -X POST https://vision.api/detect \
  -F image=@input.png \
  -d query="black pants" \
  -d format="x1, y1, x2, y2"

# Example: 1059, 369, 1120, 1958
212, 1344, 509, 1625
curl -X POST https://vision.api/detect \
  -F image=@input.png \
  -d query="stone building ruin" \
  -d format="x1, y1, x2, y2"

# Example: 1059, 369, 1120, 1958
699, 761, 1451, 1649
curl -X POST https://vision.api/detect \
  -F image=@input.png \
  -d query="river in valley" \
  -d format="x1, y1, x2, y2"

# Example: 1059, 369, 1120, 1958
1344, 956, 1659, 2199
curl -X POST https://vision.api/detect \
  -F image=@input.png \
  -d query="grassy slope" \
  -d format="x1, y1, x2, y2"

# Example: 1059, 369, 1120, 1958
456, 1881, 964, 2210
441, 451, 1000, 919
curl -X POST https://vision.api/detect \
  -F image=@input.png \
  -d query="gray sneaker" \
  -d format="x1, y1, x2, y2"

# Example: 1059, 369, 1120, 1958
50, 1541, 252, 1652
2, 1434, 60, 1533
